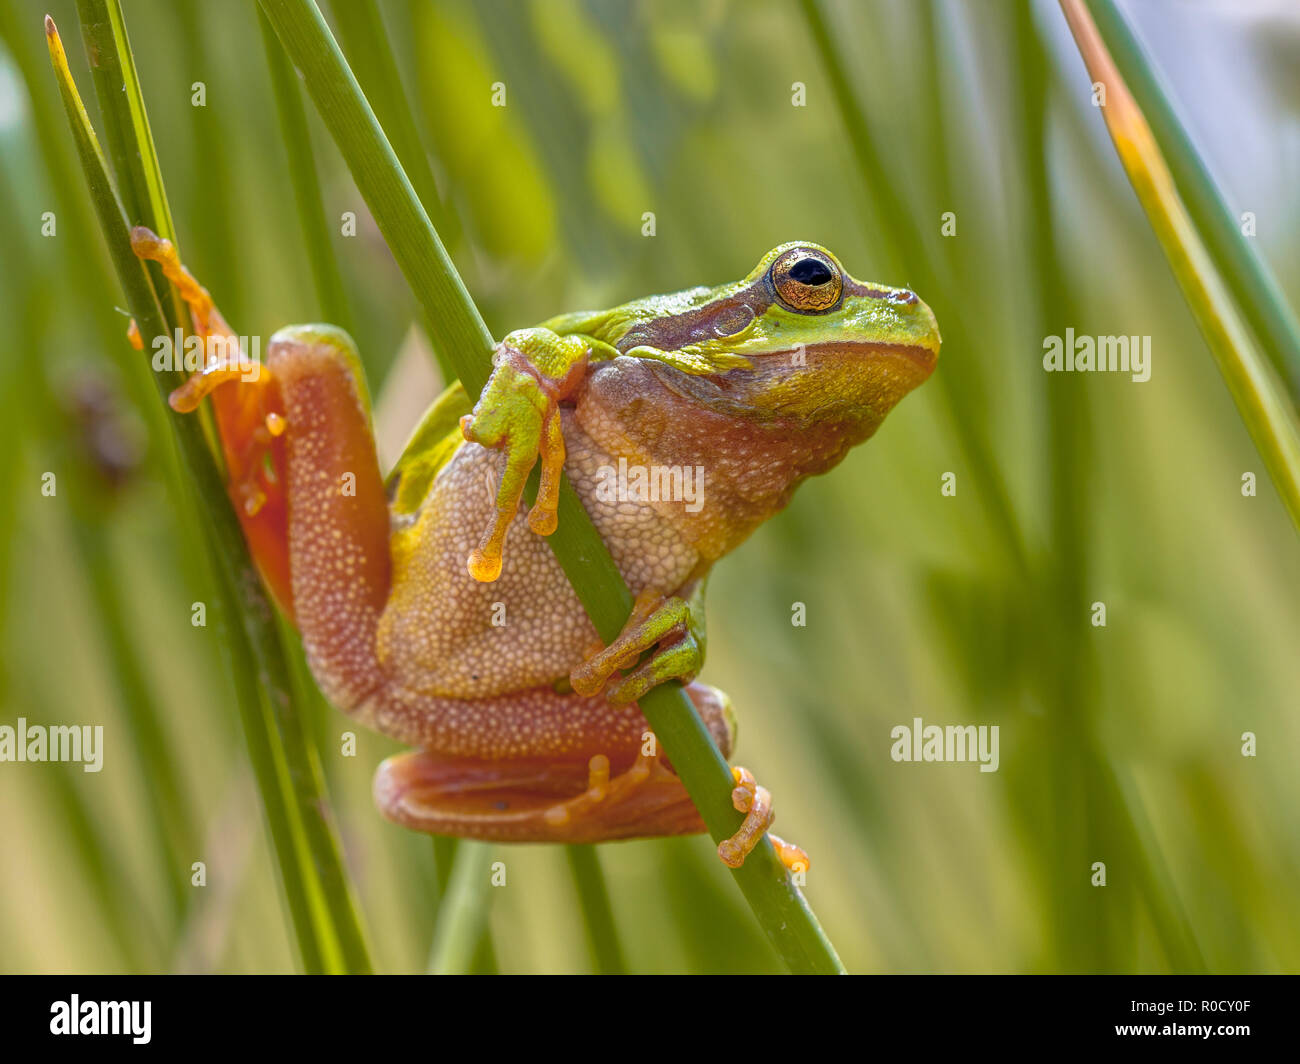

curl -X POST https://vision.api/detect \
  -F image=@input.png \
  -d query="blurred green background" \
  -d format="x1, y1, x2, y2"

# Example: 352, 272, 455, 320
1, 0, 1297, 974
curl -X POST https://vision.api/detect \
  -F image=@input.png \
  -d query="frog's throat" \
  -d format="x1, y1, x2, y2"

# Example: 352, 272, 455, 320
570, 350, 926, 546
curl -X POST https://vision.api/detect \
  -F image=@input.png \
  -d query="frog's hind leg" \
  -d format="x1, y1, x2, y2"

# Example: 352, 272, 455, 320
129, 227, 296, 616
128, 226, 233, 339
372, 682, 736, 845
374, 681, 810, 869
719, 766, 811, 873
265, 326, 392, 709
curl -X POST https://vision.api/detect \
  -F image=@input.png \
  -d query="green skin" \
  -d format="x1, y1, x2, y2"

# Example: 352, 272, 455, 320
152, 237, 940, 861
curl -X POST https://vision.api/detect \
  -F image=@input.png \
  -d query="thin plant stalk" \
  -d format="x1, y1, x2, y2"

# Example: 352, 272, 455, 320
46, 12, 372, 974
566, 845, 627, 975
257, 5, 355, 334
798, 0, 1029, 577
1081, 0, 1300, 404
74, 0, 187, 335
1060, 0, 1300, 533
79, 0, 373, 975
426, 841, 496, 975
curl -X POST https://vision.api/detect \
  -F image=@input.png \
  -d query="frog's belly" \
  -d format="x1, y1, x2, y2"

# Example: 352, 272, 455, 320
374, 416, 699, 699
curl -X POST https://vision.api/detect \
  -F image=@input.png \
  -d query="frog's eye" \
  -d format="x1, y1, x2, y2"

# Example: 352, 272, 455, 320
771, 248, 842, 312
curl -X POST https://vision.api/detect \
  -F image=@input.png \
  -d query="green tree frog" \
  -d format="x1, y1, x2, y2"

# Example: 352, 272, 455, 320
129, 231, 939, 870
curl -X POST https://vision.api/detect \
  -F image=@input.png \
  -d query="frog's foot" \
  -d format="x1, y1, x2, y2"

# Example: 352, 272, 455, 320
570, 590, 702, 704
128, 226, 232, 339
167, 339, 282, 518
540, 749, 709, 839
458, 331, 591, 582
717, 766, 810, 873
129, 224, 273, 438
129, 228, 295, 613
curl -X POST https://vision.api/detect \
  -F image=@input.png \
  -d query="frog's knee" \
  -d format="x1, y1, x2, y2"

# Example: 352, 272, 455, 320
268, 323, 357, 359
267, 324, 372, 414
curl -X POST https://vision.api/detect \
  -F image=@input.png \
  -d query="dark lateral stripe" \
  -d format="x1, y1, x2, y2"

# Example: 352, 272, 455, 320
618, 274, 919, 354
616, 274, 774, 353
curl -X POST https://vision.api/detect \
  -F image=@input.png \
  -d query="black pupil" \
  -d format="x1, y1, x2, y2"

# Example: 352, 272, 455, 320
789, 257, 834, 286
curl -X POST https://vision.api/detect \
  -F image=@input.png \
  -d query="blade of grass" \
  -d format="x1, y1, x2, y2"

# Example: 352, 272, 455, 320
565, 845, 626, 974
270, 612, 374, 973
326, 0, 461, 251
73, 0, 187, 335
798, 0, 1029, 577
1009, 1, 1108, 972
1081, 0, 1300, 405
46, 13, 371, 973
43, 15, 320, 971
426, 841, 495, 975
257, 4, 354, 333
67, 513, 194, 920
425, 837, 498, 973
0, 4, 174, 452
257, 0, 843, 974
0, 52, 196, 926
1060, 0, 1300, 534
77, 0, 373, 974
430, 836, 459, 898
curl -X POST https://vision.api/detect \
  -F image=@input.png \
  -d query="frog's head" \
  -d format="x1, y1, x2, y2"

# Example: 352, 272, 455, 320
578, 242, 939, 444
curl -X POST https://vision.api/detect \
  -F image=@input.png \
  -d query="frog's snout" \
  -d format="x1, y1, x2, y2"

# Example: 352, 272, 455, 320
909, 294, 942, 367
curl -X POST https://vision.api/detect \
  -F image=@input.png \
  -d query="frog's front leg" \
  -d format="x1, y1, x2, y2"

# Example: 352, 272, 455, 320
458, 328, 597, 582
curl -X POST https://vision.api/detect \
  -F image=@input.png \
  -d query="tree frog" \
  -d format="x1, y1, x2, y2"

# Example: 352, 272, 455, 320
129, 231, 939, 870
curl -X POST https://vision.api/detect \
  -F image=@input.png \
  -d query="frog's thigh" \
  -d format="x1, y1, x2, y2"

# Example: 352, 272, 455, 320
371, 682, 735, 843
269, 331, 391, 711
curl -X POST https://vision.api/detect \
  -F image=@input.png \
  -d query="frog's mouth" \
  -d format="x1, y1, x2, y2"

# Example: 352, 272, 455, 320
879, 340, 940, 373
793, 337, 938, 369
649, 338, 937, 424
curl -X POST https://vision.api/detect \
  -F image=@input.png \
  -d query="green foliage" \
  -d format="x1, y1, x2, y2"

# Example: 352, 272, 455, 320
1, 0, 1297, 974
